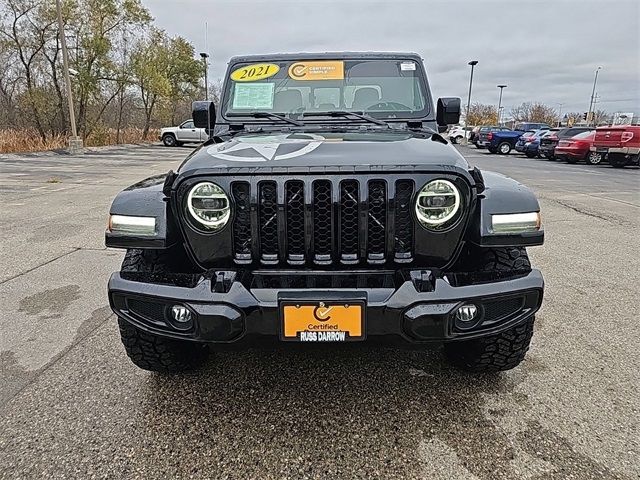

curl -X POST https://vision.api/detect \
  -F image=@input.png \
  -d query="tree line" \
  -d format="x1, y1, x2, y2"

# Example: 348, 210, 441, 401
0, 0, 214, 144
465, 101, 609, 127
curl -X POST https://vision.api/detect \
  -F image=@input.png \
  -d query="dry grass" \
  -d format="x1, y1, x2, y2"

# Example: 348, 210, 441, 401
0, 128, 160, 154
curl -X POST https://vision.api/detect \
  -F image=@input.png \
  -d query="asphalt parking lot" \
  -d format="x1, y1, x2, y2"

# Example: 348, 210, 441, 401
1, 144, 638, 479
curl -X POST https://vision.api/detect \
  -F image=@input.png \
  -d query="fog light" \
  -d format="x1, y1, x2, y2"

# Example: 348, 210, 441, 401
456, 304, 478, 322
171, 305, 192, 323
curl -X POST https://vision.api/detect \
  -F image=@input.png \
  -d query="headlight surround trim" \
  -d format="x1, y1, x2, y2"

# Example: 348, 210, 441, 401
415, 179, 462, 229
186, 181, 231, 231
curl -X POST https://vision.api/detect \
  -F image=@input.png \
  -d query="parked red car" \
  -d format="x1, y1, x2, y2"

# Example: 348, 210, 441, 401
554, 130, 602, 164
591, 125, 640, 168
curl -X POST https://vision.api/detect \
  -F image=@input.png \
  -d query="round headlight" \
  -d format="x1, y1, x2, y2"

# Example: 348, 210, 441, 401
415, 179, 461, 228
187, 182, 230, 230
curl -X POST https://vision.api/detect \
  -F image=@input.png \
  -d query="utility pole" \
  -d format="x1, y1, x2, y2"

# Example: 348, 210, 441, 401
497, 84, 507, 125
464, 60, 478, 145
55, 0, 82, 152
200, 52, 210, 100
587, 66, 602, 127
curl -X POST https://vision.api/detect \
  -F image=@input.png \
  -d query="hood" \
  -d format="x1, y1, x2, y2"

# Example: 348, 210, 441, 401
178, 131, 470, 173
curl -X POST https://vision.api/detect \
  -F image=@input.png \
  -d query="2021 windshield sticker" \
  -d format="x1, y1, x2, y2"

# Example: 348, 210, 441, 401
230, 63, 280, 82
288, 61, 344, 81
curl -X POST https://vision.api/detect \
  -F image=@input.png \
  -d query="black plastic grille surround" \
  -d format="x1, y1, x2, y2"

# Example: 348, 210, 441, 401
229, 178, 416, 266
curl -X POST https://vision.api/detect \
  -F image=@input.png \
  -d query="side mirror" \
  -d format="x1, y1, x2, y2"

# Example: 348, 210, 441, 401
192, 101, 216, 130
437, 97, 461, 126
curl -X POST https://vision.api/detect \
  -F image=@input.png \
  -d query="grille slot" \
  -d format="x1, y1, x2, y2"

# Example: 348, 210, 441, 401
312, 180, 333, 264
483, 297, 524, 322
367, 180, 387, 262
339, 180, 360, 264
394, 180, 414, 261
258, 181, 279, 264
231, 182, 252, 263
285, 181, 305, 264
127, 298, 166, 325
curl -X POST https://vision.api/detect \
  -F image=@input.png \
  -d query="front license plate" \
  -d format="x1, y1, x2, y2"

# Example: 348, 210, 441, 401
281, 301, 364, 342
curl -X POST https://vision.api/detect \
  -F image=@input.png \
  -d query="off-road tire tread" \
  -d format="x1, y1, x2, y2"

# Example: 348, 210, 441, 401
121, 249, 169, 273
117, 249, 208, 373
479, 246, 531, 272
445, 247, 534, 372
445, 317, 535, 372
118, 318, 208, 373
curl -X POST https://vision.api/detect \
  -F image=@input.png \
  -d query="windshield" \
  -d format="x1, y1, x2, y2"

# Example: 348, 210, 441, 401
221, 58, 430, 121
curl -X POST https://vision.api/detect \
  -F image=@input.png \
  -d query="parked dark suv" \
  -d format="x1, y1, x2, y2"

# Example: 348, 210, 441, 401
106, 52, 544, 374
539, 127, 593, 160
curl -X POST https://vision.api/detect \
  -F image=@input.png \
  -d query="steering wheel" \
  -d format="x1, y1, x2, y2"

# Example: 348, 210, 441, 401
365, 101, 412, 112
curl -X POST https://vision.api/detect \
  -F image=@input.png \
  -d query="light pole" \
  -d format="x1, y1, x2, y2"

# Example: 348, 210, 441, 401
464, 60, 478, 144
587, 66, 602, 126
55, 0, 82, 152
199, 52, 210, 100
556, 103, 564, 127
497, 84, 507, 125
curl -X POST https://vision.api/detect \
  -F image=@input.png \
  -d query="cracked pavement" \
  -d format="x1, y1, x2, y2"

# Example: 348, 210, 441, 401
0, 144, 638, 479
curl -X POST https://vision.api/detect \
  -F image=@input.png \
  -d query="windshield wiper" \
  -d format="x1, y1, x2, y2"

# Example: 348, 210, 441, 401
304, 110, 389, 127
227, 112, 303, 126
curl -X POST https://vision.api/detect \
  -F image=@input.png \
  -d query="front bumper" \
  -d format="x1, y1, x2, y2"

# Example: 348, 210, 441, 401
109, 269, 544, 348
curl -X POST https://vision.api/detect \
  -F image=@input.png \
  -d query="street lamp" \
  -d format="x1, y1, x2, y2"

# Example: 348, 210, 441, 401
55, 0, 82, 152
199, 52, 210, 100
497, 84, 507, 125
587, 66, 602, 126
556, 103, 564, 127
464, 60, 478, 144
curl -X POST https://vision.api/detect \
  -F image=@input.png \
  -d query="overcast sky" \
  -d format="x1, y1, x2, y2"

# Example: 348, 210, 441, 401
145, 0, 640, 116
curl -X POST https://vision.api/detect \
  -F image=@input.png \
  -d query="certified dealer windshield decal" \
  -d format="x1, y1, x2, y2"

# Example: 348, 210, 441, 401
288, 61, 344, 80
206, 133, 325, 162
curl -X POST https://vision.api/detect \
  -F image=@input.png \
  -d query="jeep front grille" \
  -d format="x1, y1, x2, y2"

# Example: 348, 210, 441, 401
230, 177, 415, 266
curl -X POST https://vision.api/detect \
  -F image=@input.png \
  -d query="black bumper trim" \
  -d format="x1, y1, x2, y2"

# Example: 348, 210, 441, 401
108, 269, 544, 346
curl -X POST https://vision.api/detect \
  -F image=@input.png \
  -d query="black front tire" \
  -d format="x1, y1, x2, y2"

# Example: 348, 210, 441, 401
444, 317, 535, 373
162, 133, 177, 147
525, 151, 536, 158
586, 152, 603, 165
118, 318, 208, 373
608, 153, 629, 168
118, 249, 209, 373
498, 142, 512, 155
444, 247, 535, 372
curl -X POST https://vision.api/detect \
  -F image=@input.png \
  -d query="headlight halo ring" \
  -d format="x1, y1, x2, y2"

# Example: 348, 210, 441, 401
186, 181, 231, 231
415, 179, 461, 229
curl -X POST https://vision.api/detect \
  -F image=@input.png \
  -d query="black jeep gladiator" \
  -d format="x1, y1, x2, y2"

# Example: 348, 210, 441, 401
106, 52, 544, 373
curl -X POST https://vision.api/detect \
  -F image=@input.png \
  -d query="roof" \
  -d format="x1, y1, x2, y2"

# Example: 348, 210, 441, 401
228, 51, 422, 64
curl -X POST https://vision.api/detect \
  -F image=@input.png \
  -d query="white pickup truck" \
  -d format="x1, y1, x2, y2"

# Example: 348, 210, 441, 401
159, 119, 209, 147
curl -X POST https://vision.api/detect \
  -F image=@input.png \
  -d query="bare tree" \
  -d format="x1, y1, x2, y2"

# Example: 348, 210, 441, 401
510, 102, 558, 126
465, 102, 498, 126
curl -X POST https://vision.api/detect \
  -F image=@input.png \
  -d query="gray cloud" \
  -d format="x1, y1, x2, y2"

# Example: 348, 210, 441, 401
145, 0, 640, 115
